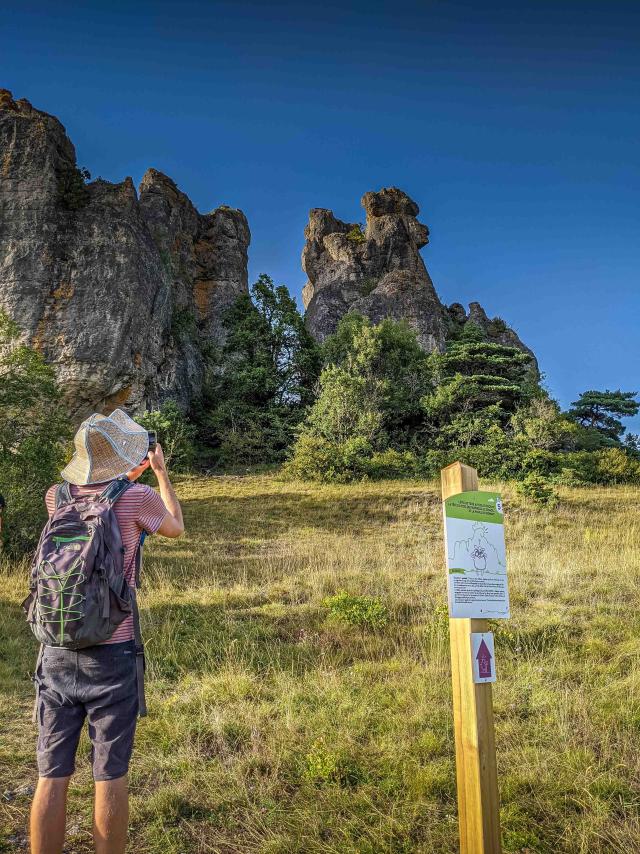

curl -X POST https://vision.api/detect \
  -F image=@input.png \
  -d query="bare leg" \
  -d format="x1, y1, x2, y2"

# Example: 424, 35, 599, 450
30, 776, 70, 854
93, 775, 129, 854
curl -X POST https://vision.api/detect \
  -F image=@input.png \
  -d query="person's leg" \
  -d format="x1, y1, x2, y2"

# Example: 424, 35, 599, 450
93, 775, 128, 854
82, 642, 138, 854
32, 647, 84, 854
30, 776, 71, 854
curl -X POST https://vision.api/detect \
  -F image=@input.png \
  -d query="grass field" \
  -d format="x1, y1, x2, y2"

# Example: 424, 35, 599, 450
1, 474, 640, 853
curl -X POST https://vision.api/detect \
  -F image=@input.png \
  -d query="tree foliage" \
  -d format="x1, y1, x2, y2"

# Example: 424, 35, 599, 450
568, 389, 639, 444
0, 312, 71, 554
137, 400, 196, 473
198, 274, 321, 466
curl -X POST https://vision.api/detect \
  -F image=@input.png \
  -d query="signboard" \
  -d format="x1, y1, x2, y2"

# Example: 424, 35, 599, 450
444, 491, 509, 619
471, 632, 496, 683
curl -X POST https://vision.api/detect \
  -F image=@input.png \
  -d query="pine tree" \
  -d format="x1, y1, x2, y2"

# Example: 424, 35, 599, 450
568, 390, 639, 444
423, 322, 535, 444
199, 275, 321, 465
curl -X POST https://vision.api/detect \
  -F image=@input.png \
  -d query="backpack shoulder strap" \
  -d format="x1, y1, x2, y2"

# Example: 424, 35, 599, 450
130, 585, 147, 717
55, 481, 73, 509
98, 476, 133, 507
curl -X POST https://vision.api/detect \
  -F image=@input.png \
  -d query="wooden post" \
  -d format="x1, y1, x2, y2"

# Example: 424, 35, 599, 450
441, 462, 501, 854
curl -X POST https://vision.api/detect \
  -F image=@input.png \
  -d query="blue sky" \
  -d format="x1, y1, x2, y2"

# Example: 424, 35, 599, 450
3, 0, 639, 428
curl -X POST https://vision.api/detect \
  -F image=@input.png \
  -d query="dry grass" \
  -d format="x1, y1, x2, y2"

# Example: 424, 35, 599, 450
1, 474, 639, 852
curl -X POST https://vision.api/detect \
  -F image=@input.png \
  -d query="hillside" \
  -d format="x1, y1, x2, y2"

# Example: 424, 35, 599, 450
1, 475, 639, 853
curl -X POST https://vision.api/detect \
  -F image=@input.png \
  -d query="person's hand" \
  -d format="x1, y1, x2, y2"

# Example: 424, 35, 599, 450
127, 458, 150, 482
147, 443, 167, 476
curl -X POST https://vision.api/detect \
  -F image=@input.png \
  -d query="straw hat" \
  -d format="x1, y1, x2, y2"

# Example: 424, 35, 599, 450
61, 409, 150, 485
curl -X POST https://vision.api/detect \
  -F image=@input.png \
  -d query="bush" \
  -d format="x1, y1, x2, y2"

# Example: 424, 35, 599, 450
346, 224, 366, 244
0, 313, 71, 555
322, 591, 389, 630
516, 473, 557, 506
284, 435, 373, 483
363, 448, 417, 479
303, 738, 366, 787
57, 165, 91, 210
137, 400, 196, 473
595, 447, 640, 484
556, 448, 640, 486
520, 449, 561, 477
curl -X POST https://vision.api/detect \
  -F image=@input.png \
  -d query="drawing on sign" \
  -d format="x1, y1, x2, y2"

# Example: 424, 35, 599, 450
471, 632, 497, 684
444, 491, 510, 619
448, 521, 506, 576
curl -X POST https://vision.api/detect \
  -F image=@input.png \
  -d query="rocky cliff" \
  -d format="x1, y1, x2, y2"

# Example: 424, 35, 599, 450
0, 89, 249, 416
1, 91, 535, 420
302, 187, 535, 363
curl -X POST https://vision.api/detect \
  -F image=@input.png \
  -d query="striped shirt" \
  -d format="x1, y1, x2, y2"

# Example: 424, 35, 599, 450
45, 482, 167, 644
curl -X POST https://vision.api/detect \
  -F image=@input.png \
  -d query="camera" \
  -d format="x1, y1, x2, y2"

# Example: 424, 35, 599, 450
147, 431, 157, 453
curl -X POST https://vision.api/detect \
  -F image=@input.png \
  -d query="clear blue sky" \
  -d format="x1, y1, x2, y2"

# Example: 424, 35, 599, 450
4, 1, 639, 428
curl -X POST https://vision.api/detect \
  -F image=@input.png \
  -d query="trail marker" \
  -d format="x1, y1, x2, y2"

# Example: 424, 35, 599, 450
472, 633, 496, 684
441, 462, 503, 854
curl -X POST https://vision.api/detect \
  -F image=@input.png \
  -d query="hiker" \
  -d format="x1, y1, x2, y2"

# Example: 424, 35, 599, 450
26, 409, 184, 854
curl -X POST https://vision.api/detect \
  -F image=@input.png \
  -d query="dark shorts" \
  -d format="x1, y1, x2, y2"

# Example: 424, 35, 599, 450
35, 640, 138, 781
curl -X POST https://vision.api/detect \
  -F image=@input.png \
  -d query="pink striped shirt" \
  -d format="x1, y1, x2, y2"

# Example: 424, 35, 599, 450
45, 482, 167, 644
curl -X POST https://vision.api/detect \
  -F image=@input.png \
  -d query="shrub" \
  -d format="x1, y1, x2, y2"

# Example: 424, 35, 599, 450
346, 224, 366, 244
358, 276, 378, 296
170, 307, 197, 340
0, 312, 71, 554
594, 447, 640, 484
322, 591, 389, 630
556, 448, 640, 485
520, 449, 561, 477
57, 165, 91, 210
284, 435, 374, 483
303, 739, 366, 787
363, 448, 417, 479
516, 473, 557, 507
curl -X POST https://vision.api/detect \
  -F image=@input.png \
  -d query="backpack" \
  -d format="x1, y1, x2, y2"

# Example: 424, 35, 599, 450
23, 477, 148, 714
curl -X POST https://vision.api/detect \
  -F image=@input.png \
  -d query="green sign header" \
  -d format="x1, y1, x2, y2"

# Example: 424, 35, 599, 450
444, 491, 503, 524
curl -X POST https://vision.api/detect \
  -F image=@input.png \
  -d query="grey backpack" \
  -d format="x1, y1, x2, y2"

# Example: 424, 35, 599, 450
23, 476, 136, 647
23, 477, 147, 714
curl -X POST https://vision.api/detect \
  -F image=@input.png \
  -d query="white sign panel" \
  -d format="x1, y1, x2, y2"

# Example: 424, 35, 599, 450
444, 491, 510, 619
471, 632, 497, 683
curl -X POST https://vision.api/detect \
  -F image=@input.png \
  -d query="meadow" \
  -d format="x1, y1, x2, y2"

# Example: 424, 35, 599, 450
1, 473, 639, 853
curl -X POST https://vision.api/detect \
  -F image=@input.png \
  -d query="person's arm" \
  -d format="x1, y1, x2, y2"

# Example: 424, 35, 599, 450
147, 444, 185, 538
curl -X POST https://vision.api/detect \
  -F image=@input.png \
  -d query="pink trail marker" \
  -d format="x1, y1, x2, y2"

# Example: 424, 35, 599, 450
476, 638, 493, 679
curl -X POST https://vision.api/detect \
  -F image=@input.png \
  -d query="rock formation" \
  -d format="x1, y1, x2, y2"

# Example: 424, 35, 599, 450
302, 187, 535, 364
1, 90, 536, 420
0, 90, 249, 416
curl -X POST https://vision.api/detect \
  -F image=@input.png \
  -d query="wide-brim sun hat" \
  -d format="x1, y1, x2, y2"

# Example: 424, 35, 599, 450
61, 408, 150, 486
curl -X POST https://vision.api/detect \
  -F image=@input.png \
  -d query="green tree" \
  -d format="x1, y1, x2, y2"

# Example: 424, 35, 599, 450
422, 332, 536, 447
567, 390, 639, 444
321, 313, 433, 446
0, 312, 71, 554
286, 315, 431, 481
199, 274, 321, 466
510, 398, 578, 451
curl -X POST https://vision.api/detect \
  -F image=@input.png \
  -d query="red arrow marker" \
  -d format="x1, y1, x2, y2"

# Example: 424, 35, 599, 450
476, 638, 493, 679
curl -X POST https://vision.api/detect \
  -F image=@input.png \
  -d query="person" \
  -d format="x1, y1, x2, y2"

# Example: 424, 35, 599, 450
29, 409, 184, 854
